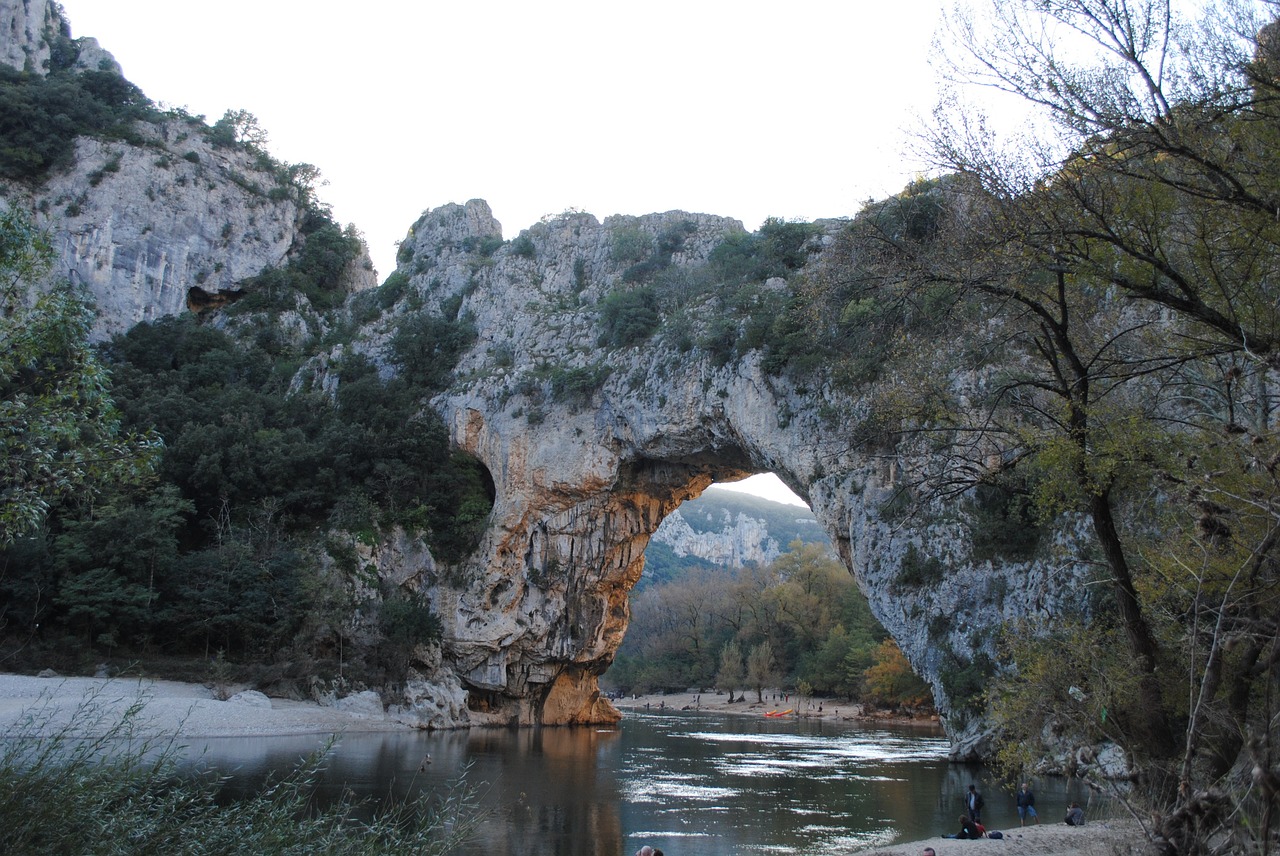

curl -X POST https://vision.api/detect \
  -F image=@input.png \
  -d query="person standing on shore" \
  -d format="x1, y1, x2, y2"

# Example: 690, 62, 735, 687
1016, 782, 1039, 826
966, 784, 985, 823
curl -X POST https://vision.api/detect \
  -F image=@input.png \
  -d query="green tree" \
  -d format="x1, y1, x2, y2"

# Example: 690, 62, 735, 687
831, 0, 1280, 849
47, 484, 189, 649
716, 639, 744, 703
0, 209, 159, 544
208, 108, 269, 152
746, 640, 780, 704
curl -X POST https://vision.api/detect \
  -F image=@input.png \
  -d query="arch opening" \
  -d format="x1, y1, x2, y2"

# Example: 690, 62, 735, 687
589, 470, 929, 720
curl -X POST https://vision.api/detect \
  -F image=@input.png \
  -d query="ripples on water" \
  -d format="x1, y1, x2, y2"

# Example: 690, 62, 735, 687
613, 713, 951, 854
196, 709, 1107, 856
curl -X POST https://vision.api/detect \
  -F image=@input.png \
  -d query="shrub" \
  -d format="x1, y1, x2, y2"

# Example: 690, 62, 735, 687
708, 218, 820, 284
0, 65, 155, 181
967, 481, 1043, 563
378, 270, 409, 309
461, 234, 504, 257
894, 543, 946, 589
390, 312, 477, 390
610, 225, 650, 264
379, 591, 443, 647
547, 363, 610, 405
598, 287, 660, 346
940, 650, 996, 717
510, 233, 536, 258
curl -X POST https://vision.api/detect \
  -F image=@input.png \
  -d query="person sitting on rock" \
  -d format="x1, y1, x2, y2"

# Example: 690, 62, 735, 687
1065, 803, 1084, 825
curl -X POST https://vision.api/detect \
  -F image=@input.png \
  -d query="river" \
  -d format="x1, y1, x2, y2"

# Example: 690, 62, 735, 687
194, 710, 1107, 855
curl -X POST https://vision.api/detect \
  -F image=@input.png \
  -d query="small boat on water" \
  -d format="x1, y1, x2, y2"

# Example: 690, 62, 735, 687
764, 709, 793, 718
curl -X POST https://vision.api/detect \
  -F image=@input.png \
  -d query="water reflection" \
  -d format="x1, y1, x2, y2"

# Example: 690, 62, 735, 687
189, 711, 1108, 855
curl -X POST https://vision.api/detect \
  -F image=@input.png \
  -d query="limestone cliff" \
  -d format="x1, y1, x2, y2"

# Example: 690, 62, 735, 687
1, 0, 117, 75
650, 487, 827, 570
652, 506, 781, 568
0, 1, 375, 340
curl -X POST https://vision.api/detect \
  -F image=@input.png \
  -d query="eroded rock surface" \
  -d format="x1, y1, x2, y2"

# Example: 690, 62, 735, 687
348, 201, 1087, 756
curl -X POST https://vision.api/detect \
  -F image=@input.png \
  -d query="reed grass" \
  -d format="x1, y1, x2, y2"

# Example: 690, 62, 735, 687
0, 685, 484, 855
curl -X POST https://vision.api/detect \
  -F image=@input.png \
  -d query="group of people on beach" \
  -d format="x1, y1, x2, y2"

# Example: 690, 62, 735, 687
944, 782, 1085, 841
635, 782, 1084, 855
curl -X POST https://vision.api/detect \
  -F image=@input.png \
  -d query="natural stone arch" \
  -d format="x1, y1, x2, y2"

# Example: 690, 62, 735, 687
376, 200, 1082, 757
438, 396, 793, 728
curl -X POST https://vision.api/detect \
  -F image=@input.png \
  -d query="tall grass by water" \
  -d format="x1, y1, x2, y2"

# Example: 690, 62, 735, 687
0, 686, 483, 855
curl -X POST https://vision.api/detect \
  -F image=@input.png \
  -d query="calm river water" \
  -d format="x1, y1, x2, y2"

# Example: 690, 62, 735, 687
193, 710, 1106, 855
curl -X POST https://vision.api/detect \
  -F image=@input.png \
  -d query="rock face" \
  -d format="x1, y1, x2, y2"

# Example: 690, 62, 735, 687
649, 487, 828, 569
2, 0, 59, 72
651, 506, 781, 568
23, 130, 315, 339
0, 3, 375, 340
343, 200, 1087, 756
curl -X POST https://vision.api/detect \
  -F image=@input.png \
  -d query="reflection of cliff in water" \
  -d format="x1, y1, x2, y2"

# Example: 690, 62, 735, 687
465, 726, 625, 852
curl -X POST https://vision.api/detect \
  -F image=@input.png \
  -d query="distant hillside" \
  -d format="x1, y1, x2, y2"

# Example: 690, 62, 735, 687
641, 486, 830, 589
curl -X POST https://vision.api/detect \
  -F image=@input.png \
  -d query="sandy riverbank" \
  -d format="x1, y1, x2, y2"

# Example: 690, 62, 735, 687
846, 818, 1151, 856
0, 672, 414, 738
613, 689, 941, 728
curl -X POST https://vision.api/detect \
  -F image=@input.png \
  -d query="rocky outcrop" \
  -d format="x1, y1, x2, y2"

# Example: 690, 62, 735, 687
2, 0, 58, 72
652, 507, 784, 568
327, 200, 1085, 756
7, 123, 378, 340
20, 130, 299, 338
649, 487, 828, 569
1, 0, 119, 75
0, 3, 375, 340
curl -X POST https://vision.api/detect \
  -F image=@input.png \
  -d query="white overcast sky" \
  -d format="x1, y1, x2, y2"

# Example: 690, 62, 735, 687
55, 0, 957, 509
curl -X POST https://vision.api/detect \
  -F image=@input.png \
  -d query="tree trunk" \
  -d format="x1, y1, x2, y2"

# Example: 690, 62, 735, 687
1088, 490, 1180, 789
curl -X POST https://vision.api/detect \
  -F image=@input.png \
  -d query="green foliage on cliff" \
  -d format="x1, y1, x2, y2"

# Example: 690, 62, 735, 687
231, 214, 364, 315
0, 209, 159, 545
591, 217, 823, 366
0, 65, 153, 181
708, 218, 820, 284
1, 290, 489, 672
598, 287, 660, 346
391, 312, 478, 388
